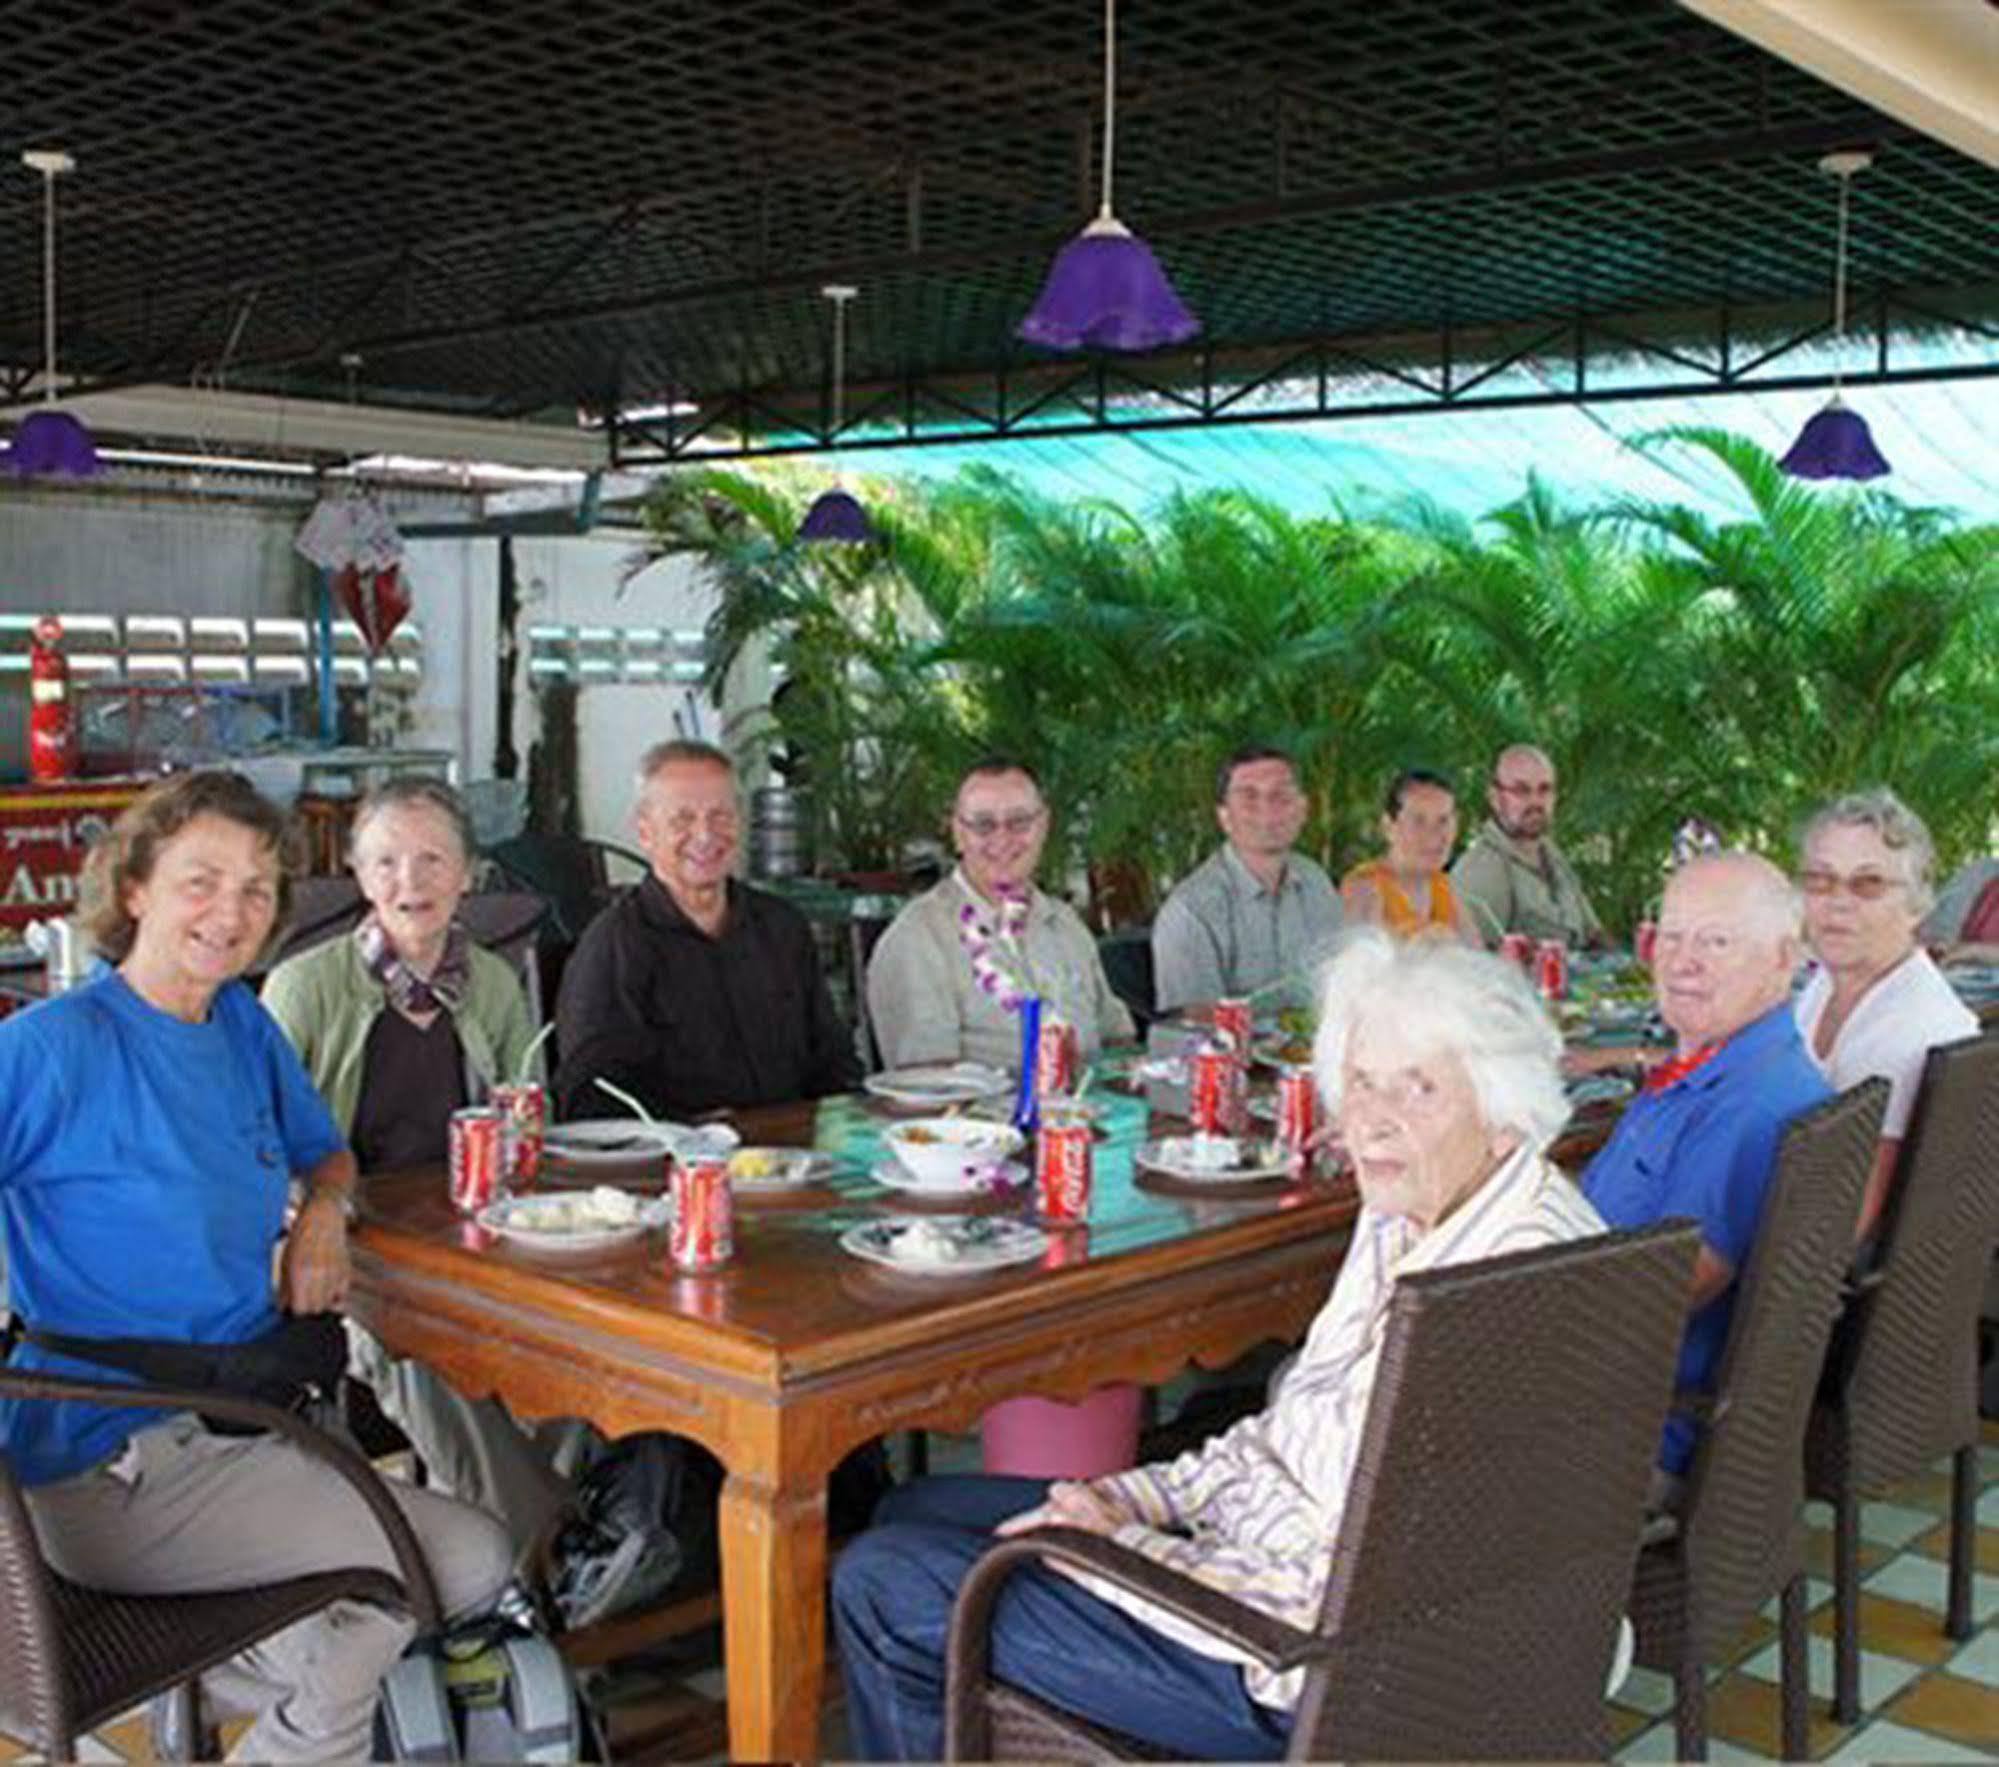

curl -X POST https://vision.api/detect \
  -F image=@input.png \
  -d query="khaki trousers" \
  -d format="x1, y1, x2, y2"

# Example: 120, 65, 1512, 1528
27, 1415, 511, 1763
347, 1323, 572, 1570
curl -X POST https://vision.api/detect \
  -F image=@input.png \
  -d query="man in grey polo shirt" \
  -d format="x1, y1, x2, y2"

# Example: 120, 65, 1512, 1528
866, 758, 1135, 1070
1450, 743, 1606, 949
1151, 746, 1343, 1015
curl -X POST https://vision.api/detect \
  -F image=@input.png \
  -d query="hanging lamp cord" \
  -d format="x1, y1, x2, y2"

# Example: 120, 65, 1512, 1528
1098, 0, 1118, 220
1831, 166, 1852, 390
40, 164, 59, 405
830, 297, 846, 437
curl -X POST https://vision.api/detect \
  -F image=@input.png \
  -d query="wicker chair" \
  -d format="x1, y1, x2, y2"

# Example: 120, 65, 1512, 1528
1628, 1077, 1887, 1762
0, 1369, 442, 1762
483, 833, 644, 946
1806, 1031, 1999, 1722
944, 1222, 1701, 1763
262, 883, 550, 1023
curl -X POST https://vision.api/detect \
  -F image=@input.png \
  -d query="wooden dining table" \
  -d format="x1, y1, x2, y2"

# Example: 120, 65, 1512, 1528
348, 1087, 1363, 1761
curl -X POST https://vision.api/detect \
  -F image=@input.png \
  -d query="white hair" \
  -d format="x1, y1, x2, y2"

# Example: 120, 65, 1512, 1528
1670, 850, 1803, 943
1311, 929, 1571, 1152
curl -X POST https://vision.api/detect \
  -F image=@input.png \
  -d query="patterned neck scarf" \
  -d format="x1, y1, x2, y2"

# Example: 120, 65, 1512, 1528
355, 913, 471, 1019
1644, 1040, 1723, 1094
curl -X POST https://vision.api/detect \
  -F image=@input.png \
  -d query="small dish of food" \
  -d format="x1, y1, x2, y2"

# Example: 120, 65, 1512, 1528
881, 1116, 1027, 1190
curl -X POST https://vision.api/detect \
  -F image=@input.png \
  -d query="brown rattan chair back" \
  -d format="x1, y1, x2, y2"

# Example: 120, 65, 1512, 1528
1653, 1078, 1886, 1659
1806, 1033, 1999, 1720
0, 1369, 438, 1761
1827, 1032, 1999, 1485
0, 1452, 71, 1753
945, 1221, 1699, 1763
456, 890, 553, 1023
1291, 1223, 1698, 1761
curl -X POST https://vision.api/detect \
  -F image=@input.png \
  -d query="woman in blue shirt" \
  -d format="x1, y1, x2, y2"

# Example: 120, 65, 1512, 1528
0, 771, 508, 1763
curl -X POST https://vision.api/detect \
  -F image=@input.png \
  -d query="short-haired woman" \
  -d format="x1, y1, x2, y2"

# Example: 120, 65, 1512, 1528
262, 776, 540, 1173
263, 776, 561, 1562
1340, 768, 1484, 946
0, 771, 509, 1762
1796, 788, 1977, 1242
830, 931, 1600, 1760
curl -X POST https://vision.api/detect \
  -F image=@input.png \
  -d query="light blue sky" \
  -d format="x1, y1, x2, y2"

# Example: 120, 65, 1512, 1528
831, 336, 1997, 524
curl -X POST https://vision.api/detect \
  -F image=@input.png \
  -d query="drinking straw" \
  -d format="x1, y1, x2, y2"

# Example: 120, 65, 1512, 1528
593, 1077, 657, 1124
515, 1021, 556, 1085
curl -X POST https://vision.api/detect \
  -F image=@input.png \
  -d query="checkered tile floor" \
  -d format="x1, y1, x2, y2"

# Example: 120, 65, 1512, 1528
1607, 1420, 1999, 1763
8, 1423, 1996, 1762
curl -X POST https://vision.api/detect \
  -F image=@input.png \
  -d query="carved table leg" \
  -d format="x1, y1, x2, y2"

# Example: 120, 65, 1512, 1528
720, 1466, 831, 1762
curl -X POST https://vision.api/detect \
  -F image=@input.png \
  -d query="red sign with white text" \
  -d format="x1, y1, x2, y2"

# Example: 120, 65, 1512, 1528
0, 780, 148, 945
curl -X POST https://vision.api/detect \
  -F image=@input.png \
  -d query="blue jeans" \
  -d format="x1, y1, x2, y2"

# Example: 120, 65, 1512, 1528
831, 1475, 1291, 1762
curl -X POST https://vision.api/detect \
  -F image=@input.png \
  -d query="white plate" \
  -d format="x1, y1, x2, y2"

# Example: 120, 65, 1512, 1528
840, 1214, 1048, 1275
1136, 1136, 1293, 1183
869, 1158, 1029, 1200
863, 1063, 1013, 1107
725, 1147, 840, 1191
543, 1118, 742, 1169
478, 1192, 670, 1253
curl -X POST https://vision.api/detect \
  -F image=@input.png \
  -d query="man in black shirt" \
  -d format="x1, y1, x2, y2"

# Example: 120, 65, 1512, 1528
554, 740, 860, 1119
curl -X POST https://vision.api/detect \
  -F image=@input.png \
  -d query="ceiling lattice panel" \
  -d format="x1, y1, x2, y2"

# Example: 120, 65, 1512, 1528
0, 0, 1993, 430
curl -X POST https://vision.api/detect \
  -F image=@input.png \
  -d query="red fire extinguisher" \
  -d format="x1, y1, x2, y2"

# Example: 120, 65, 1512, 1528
29, 615, 76, 782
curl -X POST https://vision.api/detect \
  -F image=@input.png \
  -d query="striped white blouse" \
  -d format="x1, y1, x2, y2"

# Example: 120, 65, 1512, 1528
1084, 1142, 1606, 1710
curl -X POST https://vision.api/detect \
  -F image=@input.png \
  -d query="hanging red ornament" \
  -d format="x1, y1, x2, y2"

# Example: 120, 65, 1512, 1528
333, 561, 411, 654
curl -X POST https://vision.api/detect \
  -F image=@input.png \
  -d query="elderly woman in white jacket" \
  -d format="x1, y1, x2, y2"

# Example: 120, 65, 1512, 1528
1795, 788, 1977, 1245
830, 930, 1605, 1762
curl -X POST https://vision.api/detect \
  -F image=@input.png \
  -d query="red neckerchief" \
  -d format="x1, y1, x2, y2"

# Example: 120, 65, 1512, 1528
1645, 1041, 1724, 1094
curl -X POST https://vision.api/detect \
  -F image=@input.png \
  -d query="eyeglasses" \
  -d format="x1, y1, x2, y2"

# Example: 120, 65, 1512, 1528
957, 810, 1045, 840
1799, 868, 1903, 903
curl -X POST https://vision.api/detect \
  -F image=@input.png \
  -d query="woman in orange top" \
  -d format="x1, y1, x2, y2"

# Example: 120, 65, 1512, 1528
1341, 768, 1485, 947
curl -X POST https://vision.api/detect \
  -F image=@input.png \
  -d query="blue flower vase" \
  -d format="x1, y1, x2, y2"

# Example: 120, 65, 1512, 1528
1012, 995, 1043, 1133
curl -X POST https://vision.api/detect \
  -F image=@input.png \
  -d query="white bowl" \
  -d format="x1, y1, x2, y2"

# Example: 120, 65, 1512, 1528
882, 1116, 1026, 1189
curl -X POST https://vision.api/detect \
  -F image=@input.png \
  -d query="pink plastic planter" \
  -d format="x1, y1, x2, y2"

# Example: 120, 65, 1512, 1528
980, 1383, 1143, 1479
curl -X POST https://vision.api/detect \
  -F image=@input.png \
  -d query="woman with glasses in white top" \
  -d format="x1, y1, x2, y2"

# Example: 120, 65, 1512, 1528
1795, 789, 1977, 1245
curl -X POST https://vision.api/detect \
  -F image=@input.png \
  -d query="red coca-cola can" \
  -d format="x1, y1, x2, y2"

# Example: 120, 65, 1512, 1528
1276, 1065, 1318, 1163
448, 1106, 505, 1214
1211, 996, 1253, 1054
1535, 938, 1569, 1001
1034, 1016, 1080, 1098
1189, 1044, 1246, 1135
1634, 918, 1658, 967
670, 1156, 735, 1272
491, 1082, 545, 1186
1034, 1110, 1095, 1222
1500, 931, 1534, 969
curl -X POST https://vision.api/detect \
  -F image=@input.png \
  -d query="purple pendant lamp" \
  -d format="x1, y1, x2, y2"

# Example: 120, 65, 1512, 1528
3, 149, 102, 480
798, 283, 876, 544
1018, 0, 1200, 353
1780, 152, 1888, 482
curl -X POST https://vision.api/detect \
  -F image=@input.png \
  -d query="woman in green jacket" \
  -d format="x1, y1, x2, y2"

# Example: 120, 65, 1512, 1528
264, 776, 564, 1565
263, 777, 539, 1169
